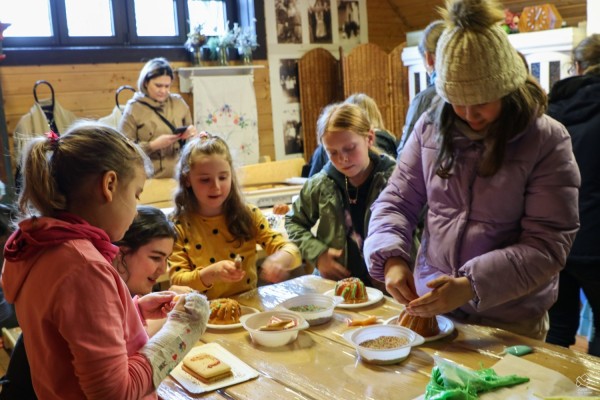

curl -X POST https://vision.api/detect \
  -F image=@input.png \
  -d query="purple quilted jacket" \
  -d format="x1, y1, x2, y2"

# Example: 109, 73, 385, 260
364, 113, 580, 323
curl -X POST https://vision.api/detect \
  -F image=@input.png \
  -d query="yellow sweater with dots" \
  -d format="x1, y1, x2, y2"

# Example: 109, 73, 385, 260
168, 205, 302, 299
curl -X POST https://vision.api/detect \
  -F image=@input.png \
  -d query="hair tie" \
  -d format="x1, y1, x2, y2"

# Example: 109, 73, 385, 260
45, 130, 60, 150
198, 131, 210, 139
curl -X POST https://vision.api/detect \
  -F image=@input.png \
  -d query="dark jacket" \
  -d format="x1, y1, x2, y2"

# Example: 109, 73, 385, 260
286, 151, 395, 275
548, 73, 600, 261
398, 84, 438, 155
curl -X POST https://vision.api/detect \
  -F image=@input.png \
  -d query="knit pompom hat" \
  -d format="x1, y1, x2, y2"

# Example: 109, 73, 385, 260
435, 0, 527, 105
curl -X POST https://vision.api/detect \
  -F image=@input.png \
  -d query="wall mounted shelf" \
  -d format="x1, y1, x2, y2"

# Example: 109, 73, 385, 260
176, 65, 265, 93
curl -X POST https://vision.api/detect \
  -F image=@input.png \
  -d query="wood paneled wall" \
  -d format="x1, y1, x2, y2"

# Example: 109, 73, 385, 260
0, 60, 273, 164
0, 0, 588, 186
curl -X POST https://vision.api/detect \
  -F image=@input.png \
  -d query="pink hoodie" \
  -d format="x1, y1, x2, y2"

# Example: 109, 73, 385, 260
2, 215, 156, 399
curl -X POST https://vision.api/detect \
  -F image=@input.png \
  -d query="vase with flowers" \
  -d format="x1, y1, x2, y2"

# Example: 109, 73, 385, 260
185, 24, 207, 66
216, 24, 236, 66
233, 24, 259, 65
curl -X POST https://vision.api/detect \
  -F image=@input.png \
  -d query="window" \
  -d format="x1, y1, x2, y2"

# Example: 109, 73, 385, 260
0, 0, 263, 65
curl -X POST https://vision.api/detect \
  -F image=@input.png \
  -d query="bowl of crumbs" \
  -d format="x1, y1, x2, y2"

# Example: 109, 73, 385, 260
342, 324, 424, 364
278, 294, 343, 326
240, 310, 309, 347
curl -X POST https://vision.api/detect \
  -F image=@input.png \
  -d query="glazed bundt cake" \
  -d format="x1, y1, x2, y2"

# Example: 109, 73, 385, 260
209, 298, 242, 325
334, 277, 369, 304
396, 309, 440, 337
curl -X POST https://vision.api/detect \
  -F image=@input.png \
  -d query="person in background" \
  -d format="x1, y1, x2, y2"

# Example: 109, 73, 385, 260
308, 93, 397, 177
364, 0, 580, 340
1, 121, 209, 399
545, 34, 600, 356
119, 57, 198, 179
168, 133, 303, 299
397, 20, 445, 155
0, 205, 196, 399
286, 103, 396, 288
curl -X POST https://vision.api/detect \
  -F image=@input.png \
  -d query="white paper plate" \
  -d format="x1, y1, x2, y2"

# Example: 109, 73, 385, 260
207, 306, 260, 330
323, 287, 384, 309
170, 343, 259, 394
384, 315, 455, 342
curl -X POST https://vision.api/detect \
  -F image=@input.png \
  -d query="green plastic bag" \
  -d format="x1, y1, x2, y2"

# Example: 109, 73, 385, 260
424, 355, 530, 399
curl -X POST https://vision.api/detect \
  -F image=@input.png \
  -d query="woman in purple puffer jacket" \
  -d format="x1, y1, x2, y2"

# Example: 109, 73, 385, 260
364, 0, 580, 339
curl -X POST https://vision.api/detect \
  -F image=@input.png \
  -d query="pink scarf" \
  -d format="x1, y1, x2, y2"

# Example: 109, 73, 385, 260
4, 211, 118, 264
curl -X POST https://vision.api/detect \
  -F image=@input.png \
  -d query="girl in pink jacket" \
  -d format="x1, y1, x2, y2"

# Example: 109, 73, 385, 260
2, 121, 209, 399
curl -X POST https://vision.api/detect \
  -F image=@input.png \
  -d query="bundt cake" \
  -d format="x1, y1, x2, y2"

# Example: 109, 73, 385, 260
209, 298, 242, 325
396, 309, 440, 337
334, 277, 369, 304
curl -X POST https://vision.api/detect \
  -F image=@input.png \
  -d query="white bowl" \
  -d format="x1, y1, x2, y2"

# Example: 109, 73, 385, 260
277, 294, 343, 326
342, 324, 424, 364
239, 310, 309, 347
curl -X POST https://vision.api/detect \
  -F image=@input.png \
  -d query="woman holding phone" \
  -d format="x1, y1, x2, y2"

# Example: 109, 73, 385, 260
119, 57, 198, 179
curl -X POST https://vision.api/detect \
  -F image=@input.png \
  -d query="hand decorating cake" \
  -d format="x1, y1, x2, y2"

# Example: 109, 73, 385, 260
209, 298, 242, 325
334, 277, 369, 304
396, 309, 440, 337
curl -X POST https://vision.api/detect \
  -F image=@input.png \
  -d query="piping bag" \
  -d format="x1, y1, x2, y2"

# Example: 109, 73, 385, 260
424, 355, 530, 399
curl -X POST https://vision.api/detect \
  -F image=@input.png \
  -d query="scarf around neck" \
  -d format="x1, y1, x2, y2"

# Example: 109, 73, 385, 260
4, 211, 118, 264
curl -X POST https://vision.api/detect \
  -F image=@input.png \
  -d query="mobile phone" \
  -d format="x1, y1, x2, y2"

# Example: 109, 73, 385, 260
173, 126, 187, 134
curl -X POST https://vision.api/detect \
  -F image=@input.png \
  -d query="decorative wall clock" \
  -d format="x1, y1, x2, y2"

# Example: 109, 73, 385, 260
518, 4, 563, 32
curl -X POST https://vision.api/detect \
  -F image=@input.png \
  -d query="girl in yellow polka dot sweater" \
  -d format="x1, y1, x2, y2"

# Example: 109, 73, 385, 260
168, 133, 303, 299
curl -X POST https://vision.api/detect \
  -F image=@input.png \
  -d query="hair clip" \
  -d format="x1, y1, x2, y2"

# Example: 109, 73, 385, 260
198, 131, 210, 139
45, 131, 60, 149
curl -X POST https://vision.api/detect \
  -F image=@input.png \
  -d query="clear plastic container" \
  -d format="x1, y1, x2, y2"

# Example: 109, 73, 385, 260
240, 310, 309, 347
342, 325, 424, 364
278, 294, 343, 326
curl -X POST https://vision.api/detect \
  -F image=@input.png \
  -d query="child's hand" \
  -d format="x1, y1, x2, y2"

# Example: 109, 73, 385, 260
316, 248, 350, 280
383, 257, 418, 304
138, 291, 178, 320
200, 260, 245, 286
260, 251, 293, 283
406, 275, 474, 316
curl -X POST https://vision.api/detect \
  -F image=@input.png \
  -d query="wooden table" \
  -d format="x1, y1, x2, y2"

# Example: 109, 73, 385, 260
158, 275, 600, 399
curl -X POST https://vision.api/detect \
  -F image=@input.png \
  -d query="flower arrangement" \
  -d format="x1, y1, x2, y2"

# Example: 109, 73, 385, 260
185, 23, 207, 51
232, 23, 259, 52
217, 22, 237, 49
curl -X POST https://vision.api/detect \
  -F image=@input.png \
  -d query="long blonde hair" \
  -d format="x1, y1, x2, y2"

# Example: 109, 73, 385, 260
173, 134, 255, 242
19, 120, 150, 217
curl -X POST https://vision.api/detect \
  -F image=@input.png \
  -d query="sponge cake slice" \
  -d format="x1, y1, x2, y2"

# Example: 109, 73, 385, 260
182, 353, 232, 384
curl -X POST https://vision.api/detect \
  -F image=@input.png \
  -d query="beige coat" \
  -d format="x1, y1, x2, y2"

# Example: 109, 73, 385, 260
13, 100, 78, 169
119, 92, 193, 179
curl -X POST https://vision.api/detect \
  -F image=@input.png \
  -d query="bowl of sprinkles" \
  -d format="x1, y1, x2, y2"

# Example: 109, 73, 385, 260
278, 294, 343, 326
342, 325, 424, 364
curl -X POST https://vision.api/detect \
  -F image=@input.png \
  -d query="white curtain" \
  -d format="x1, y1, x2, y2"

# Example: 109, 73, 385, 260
190, 74, 259, 165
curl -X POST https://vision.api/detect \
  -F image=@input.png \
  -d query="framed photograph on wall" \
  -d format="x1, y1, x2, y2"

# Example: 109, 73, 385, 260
308, 0, 333, 44
338, 0, 362, 46
274, 0, 304, 44
265, 0, 368, 160
269, 54, 303, 159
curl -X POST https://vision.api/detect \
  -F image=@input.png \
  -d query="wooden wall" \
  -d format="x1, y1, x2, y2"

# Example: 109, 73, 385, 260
0, 0, 588, 186
0, 59, 273, 164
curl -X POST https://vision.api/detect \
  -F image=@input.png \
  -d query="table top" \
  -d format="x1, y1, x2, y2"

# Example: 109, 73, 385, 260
157, 275, 600, 399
